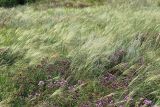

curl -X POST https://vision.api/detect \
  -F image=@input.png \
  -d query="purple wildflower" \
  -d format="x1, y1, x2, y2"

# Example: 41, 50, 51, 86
96, 99, 107, 107
96, 101, 103, 107
143, 99, 152, 105
124, 95, 129, 100
124, 95, 133, 101
104, 73, 116, 81
100, 73, 117, 87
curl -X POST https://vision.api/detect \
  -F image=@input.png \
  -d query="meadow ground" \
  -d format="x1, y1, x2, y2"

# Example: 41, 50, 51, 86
0, 0, 160, 107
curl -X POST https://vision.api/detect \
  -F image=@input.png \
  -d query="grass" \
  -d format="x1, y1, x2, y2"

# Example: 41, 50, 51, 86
0, 0, 160, 106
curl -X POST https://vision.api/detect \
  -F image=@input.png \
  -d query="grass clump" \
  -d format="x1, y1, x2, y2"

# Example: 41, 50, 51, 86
0, 48, 23, 66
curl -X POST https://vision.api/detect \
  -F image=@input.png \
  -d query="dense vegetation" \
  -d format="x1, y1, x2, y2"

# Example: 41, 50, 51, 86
0, 0, 35, 7
0, 0, 160, 107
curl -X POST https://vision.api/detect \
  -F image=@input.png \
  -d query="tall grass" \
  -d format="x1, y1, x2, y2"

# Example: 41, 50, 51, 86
0, 1, 160, 106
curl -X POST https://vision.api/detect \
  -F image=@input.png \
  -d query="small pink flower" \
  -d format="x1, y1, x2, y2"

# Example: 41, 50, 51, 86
95, 99, 106, 107
143, 99, 152, 105
124, 95, 133, 101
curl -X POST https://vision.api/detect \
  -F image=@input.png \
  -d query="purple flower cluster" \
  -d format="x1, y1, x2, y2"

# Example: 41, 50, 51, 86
100, 73, 119, 89
122, 97, 152, 107
143, 99, 152, 105
96, 99, 107, 107
100, 73, 116, 86
95, 94, 114, 107
124, 95, 133, 101
100, 72, 130, 89
135, 98, 153, 107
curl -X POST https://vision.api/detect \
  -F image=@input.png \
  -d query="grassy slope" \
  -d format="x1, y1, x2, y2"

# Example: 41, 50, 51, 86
0, 1, 160, 107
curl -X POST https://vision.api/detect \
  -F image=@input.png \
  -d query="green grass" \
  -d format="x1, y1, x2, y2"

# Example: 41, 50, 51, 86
0, 1, 160, 106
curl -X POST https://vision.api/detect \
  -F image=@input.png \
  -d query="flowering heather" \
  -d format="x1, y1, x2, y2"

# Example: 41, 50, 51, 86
100, 72, 130, 89
124, 95, 133, 101
95, 99, 107, 107
100, 73, 116, 86
95, 94, 115, 107
143, 99, 152, 106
